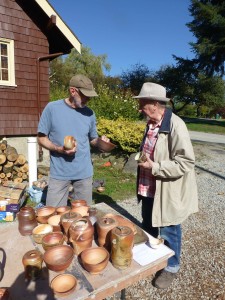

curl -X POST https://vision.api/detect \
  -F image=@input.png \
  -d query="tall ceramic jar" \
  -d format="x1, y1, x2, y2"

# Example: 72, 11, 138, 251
22, 250, 43, 281
60, 211, 81, 242
17, 206, 38, 236
69, 218, 94, 255
111, 226, 134, 270
96, 217, 118, 251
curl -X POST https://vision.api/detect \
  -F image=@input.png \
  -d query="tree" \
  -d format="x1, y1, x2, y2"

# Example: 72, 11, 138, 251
187, 0, 225, 76
120, 63, 154, 95
155, 58, 225, 116
49, 45, 111, 91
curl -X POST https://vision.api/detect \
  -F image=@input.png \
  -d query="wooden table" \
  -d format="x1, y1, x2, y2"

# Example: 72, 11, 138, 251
1, 202, 174, 300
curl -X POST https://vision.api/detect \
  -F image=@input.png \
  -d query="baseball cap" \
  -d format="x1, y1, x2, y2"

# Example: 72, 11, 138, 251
69, 74, 98, 97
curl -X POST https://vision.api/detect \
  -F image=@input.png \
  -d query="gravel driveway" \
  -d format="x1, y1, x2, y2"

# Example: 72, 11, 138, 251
108, 142, 225, 300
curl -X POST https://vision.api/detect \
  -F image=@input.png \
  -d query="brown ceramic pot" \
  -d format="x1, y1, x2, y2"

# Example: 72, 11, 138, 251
0, 288, 11, 300
70, 199, 87, 208
22, 249, 43, 280
36, 206, 56, 224
111, 226, 134, 270
17, 206, 38, 236
96, 217, 118, 251
60, 211, 82, 242
56, 206, 71, 216
47, 214, 62, 232
69, 218, 94, 255
70, 205, 89, 217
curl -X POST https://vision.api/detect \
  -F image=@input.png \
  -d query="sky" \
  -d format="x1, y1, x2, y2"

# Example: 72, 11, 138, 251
48, 0, 195, 77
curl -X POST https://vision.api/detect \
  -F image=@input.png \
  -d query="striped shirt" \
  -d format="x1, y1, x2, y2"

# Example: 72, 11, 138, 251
138, 120, 162, 197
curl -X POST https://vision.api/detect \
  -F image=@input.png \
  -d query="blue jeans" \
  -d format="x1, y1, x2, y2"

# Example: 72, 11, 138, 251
140, 196, 181, 273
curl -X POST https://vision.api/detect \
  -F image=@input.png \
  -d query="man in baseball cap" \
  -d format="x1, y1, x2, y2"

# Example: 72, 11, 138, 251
69, 74, 98, 97
38, 74, 109, 209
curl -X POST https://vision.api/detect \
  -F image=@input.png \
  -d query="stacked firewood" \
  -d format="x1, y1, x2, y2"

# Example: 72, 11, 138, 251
0, 140, 28, 184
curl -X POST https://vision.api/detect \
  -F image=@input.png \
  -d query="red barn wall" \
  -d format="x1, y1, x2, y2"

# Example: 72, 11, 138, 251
0, 0, 50, 136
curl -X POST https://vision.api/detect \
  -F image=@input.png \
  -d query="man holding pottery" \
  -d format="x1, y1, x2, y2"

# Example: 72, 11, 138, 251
37, 74, 109, 207
133, 82, 198, 289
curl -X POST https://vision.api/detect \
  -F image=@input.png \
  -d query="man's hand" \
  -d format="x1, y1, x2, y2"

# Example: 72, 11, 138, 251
138, 154, 153, 169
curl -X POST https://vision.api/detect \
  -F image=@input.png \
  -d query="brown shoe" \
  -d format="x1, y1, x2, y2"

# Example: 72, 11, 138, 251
153, 270, 177, 289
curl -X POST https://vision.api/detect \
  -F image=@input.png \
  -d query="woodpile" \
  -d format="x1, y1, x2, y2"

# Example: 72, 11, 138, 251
0, 140, 28, 184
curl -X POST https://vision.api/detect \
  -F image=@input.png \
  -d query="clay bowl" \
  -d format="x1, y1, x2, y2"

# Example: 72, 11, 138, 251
149, 237, 164, 249
56, 206, 71, 215
47, 214, 62, 232
43, 245, 74, 272
42, 231, 65, 251
70, 199, 87, 208
97, 139, 116, 152
80, 247, 109, 274
51, 274, 77, 297
32, 224, 53, 244
71, 205, 90, 217
104, 213, 137, 235
36, 206, 56, 224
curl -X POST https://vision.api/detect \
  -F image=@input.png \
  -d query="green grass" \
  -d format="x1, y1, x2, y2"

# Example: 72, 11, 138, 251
93, 158, 136, 204
183, 117, 225, 135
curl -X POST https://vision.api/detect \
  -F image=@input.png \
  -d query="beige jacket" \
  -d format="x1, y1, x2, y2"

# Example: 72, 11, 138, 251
139, 109, 198, 227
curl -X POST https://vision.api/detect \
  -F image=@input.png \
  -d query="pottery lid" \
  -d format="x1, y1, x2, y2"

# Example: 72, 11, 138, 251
112, 226, 133, 236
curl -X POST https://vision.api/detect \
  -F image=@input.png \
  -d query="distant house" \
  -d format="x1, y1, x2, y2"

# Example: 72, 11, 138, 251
0, 0, 81, 137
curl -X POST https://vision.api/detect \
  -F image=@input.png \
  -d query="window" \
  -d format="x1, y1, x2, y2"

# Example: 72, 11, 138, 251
0, 38, 16, 86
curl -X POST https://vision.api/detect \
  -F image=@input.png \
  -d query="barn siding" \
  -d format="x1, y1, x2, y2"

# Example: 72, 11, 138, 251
0, 0, 50, 136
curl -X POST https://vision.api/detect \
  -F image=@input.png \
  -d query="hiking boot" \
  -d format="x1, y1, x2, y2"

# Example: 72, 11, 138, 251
153, 270, 177, 289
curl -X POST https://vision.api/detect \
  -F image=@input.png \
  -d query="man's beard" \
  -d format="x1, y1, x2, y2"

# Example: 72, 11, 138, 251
73, 97, 83, 108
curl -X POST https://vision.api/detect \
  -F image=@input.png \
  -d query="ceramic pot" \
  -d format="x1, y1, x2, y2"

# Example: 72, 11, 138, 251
64, 136, 76, 150
17, 207, 38, 236
0, 288, 11, 300
60, 211, 82, 242
96, 217, 118, 251
88, 207, 98, 225
47, 214, 62, 232
70, 199, 87, 208
36, 206, 56, 224
70, 205, 89, 217
22, 250, 43, 281
111, 226, 134, 270
56, 206, 71, 216
69, 218, 94, 255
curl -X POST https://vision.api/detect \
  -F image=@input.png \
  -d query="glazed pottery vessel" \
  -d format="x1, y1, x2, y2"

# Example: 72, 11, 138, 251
69, 218, 94, 255
47, 214, 62, 232
0, 287, 11, 300
32, 224, 53, 244
43, 245, 74, 272
96, 217, 118, 251
60, 211, 82, 242
56, 206, 71, 216
36, 206, 56, 224
41, 231, 65, 251
64, 136, 76, 150
80, 247, 109, 274
17, 206, 38, 236
22, 250, 43, 281
70, 205, 89, 217
70, 199, 87, 208
50, 274, 77, 297
111, 226, 134, 270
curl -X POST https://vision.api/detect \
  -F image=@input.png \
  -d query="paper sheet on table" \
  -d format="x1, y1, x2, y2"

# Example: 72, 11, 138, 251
133, 234, 174, 266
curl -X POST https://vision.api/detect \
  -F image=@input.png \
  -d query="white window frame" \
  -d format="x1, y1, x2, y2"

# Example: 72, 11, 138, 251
0, 38, 16, 87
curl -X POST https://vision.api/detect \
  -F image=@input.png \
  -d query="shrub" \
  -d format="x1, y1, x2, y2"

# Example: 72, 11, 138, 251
97, 118, 146, 153
89, 84, 140, 121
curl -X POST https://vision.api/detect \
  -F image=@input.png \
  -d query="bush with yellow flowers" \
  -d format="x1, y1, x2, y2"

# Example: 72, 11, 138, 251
97, 118, 146, 153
